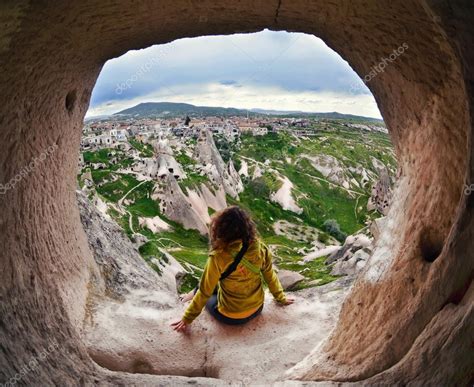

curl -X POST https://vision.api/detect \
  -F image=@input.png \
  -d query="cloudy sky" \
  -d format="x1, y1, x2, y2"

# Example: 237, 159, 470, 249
87, 29, 381, 119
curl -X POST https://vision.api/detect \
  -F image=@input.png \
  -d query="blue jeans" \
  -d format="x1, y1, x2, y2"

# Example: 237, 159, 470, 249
205, 293, 264, 325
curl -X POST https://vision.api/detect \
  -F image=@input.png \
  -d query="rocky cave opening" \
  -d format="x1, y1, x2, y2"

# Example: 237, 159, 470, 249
0, 1, 473, 386
76, 29, 397, 383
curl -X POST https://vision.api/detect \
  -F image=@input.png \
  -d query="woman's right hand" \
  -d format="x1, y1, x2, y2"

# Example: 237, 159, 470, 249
171, 319, 189, 332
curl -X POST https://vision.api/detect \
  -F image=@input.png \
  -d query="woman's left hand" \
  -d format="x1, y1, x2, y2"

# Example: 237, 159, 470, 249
171, 319, 189, 332
281, 297, 295, 305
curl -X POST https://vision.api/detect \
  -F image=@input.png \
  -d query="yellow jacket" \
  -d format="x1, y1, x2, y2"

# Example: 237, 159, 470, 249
182, 238, 287, 324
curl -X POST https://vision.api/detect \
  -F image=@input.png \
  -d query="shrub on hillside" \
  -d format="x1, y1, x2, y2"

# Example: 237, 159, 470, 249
248, 177, 270, 197
318, 232, 330, 244
323, 219, 347, 242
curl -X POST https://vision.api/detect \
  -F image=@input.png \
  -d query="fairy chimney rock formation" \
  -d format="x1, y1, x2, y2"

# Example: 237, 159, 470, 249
368, 166, 393, 215
194, 129, 243, 198
158, 174, 208, 235
152, 135, 186, 180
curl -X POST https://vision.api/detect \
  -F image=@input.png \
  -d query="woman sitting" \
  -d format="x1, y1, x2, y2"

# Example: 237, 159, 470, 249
172, 206, 294, 332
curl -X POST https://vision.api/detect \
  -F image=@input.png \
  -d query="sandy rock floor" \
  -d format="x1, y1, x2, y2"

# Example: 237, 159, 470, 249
84, 278, 352, 385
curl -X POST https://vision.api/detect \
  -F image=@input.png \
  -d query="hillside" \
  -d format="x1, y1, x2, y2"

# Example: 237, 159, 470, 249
114, 102, 250, 118
114, 102, 384, 123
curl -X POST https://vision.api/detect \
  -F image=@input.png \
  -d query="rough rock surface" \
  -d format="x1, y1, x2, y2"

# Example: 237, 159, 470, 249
370, 216, 387, 242
79, 190, 350, 384
270, 176, 303, 214
1, 1, 473, 385
277, 269, 306, 290
326, 234, 372, 265
303, 154, 350, 189
155, 174, 229, 234
84, 277, 351, 384
157, 174, 209, 235
132, 135, 186, 180
77, 191, 182, 295
326, 234, 373, 277
153, 136, 186, 180
331, 249, 371, 277
367, 167, 393, 215
139, 215, 170, 233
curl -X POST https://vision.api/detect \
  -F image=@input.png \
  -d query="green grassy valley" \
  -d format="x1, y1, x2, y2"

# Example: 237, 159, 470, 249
79, 118, 396, 292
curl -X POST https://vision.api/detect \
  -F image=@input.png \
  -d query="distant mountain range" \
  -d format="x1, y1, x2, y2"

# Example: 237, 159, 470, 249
113, 102, 383, 123
115, 102, 248, 118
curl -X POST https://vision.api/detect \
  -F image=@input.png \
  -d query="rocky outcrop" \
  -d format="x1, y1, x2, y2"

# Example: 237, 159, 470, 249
151, 248, 187, 295
199, 183, 227, 212
154, 174, 229, 234
367, 165, 393, 215
156, 174, 209, 235
77, 190, 178, 296
138, 216, 171, 233
154, 173, 228, 235
238, 159, 249, 177
303, 154, 350, 189
194, 129, 243, 198
153, 135, 186, 180
185, 184, 227, 221
331, 248, 371, 277
270, 175, 303, 214
370, 216, 387, 242
326, 234, 373, 277
277, 269, 305, 290
132, 157, 159, 178
132, 136, 186, 180
252, 164, 263, 180
227, 159, 243, 192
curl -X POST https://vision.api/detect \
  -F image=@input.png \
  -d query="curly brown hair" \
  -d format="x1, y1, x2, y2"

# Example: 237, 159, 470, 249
209, 206, 257, 250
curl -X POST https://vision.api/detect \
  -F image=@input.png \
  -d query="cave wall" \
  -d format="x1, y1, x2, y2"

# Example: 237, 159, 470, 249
0, 0, 472, 384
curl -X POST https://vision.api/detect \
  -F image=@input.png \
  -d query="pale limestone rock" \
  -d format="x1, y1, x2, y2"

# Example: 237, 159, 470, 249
331, 249, 370, 276
194, 129, 243, 198
238, 159, 249, 177
370, 216, 387, 242
302, 154, 349, 188
270, 176, 303, 214
158, 175, 208, 235
252, 164, 263, 179
277, 269, 305, 290
138, 216, 170, 233
327, 234, 373, 265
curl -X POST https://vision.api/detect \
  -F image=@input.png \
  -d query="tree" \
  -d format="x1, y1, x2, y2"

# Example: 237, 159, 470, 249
323, 219, 347, 242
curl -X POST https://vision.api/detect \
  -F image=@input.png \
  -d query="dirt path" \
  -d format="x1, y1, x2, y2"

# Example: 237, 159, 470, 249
118, 179, 149, 207
126, 210, 135, 234
117, 179, 150, 235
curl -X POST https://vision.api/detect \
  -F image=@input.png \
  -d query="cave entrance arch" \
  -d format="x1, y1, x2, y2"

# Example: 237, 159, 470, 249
0, 1, 473, 385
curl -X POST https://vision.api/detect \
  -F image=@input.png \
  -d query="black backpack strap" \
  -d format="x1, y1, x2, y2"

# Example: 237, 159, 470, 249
219, 240, 249, 281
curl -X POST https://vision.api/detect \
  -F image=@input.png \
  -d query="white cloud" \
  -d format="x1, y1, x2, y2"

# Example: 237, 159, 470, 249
87, 30, 381, 119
